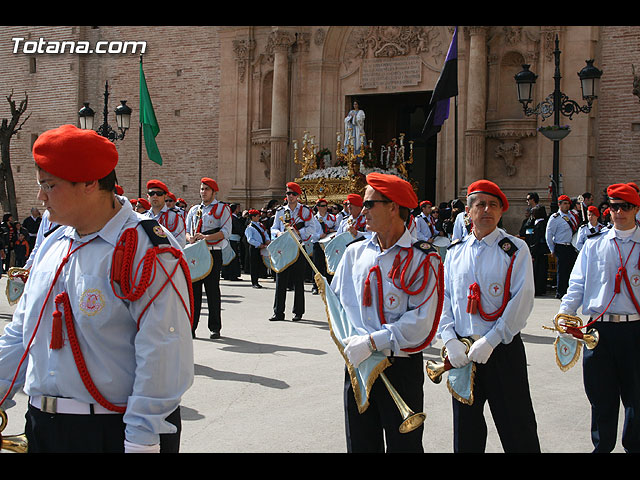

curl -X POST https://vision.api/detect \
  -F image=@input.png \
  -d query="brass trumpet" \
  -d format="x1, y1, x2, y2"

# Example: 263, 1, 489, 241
0, 409, 28, 453
426, 338, 474, 384
543, 313, 599, 350
379, 372, 425, 434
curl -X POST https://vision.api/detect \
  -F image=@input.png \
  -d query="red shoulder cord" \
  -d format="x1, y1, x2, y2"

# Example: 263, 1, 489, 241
466, 253, 517, 322
196, 203, 230, 247
362, 247, 444, 353
0, 238, 97, 410
569, 239, 640, 338
160, 209, 186, 237
294, 206, 313, 242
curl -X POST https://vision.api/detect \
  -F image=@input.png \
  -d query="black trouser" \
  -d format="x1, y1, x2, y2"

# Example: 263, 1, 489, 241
221, 240, 242, 280
344, 353, 424, 453
554, 244, 577, 297
532, 253, 548, 295
452, 334, 540, 453
273, 255, 306, 319
192, 249, 223, 334
25, 405, 181, 453
249, 246, 265, 286
583, 320, 640, 453
312, 242, 332, 286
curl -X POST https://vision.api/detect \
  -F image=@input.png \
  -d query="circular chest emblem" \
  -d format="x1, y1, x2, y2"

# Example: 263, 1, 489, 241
385, 292, 400, 310
631, 274, 640, 288
489, 282, 503, 297
79, 288, 105, 316
153, 225, 167, 238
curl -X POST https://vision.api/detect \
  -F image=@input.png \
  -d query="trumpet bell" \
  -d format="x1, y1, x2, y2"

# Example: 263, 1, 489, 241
584, 328, 599, 350
0, 409, 28, 453
426, 359, 446, 384
399, 412, 427, 434
379, 372, 425, 434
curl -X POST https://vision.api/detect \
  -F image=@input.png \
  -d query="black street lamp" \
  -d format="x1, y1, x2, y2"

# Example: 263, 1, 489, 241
514, 34, 602, 212
78, 80, 132, 142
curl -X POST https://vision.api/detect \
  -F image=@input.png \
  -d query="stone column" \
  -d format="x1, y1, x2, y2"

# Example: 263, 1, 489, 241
268, 29, 295, 193
464, 26, 489, 186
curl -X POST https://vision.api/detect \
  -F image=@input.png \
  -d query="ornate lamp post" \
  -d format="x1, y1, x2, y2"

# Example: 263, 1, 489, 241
514, 34, 602, 211
78, 80, 132, 142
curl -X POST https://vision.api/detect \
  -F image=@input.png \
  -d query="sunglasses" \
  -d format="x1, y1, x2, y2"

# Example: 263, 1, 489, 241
317, 204, 328, 208
286, 191, 298, 196
608, 202, 635, 212
148, 191, 166, 197
363, 200, 391, 209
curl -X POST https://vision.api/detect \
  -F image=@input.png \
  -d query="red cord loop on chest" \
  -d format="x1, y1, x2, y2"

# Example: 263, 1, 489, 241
466, 253, 516, 322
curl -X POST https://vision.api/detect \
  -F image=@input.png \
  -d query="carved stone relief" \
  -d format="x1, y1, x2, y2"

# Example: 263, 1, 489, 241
495, 141, 522, 177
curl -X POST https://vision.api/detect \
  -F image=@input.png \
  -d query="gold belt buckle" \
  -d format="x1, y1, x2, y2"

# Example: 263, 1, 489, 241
609, 314, 621, 322
41, 396, 58, 414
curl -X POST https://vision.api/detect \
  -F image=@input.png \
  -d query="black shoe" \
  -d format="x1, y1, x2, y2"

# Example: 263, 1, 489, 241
269, 315, 284, 322
292, 315, 302, 322
253, 284, 263, 289
210, 331, 221, 339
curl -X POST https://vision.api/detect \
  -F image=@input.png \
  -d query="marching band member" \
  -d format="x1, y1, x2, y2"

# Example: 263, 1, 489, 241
331, 173, 443, 453
144, 180, 186, 248
557, 183, 640, 453
546, 194, 579, 298
337, 193, 368, 240
269, 182, 320, 322
574, 205, 605, 251
438, 179, 540, 453
244, 209, 270, 289
312, 198, 337, 293
185, 177, 232, 339
415, 200, 438, 243
0, 124, 193, 453
451, 209, 472, 243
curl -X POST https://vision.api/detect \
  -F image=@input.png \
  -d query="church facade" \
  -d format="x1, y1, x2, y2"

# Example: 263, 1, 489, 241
1, 26, 638, 233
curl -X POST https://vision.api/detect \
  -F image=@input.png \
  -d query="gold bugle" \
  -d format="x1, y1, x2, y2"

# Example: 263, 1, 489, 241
544, 313, 599, 350
426, 337, 474, 384
0, 409, 28, 453
379, 372, 425, 434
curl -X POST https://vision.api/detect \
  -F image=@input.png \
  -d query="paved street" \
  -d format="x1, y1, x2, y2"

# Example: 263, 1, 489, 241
0, 273, 626, 453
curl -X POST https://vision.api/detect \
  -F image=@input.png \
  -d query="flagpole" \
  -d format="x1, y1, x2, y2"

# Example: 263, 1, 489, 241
454, 26, 459, 199
138, 54, 143, 198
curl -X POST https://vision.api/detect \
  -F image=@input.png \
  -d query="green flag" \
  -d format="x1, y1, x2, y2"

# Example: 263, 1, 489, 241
139, 62, 162, 165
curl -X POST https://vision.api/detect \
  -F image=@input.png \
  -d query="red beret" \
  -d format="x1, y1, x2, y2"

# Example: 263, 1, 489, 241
607, 183, 640, 206
346, 193, 363, 207
420, 200, 432, 208
366, 173, 418, 209
177, 198, 186, 203
137, 198, 151, 210
33, 124, 118, 182
286, 182, 302, 195
557, 194, 571, 203
603, 208, 610, 216
587, 205, 600, 216
628, 182, 640, 193
467, 179, 509, 212
167, 192, 176, 201
201, 177, 219, 192
248, 209, 260, 216
129, 198, 137, 206
316, 198, 328, 205
115, 184, 124, 195
146, 179, 168, 193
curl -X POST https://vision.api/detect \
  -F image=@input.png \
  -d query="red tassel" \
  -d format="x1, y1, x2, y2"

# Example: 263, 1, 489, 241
50, 308, 64, 350
388, 253, 401, 279
615, 268, 623, 294
111, 246, 123, 285
466, 284, 478, 315
363, 277, 372, 306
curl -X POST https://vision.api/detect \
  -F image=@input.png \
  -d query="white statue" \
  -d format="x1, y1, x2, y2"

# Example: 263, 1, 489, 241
343, 100, 366, 154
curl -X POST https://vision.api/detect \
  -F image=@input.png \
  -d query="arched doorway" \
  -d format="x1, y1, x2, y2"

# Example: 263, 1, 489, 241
345, 91, 437, 202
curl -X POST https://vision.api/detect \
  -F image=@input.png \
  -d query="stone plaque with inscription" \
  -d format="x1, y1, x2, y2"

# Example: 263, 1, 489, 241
360, 55, 422, 90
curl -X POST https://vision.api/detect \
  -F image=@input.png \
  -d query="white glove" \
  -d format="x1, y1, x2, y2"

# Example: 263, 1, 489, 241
124, 440, 160, 453
343, 335, 373, 368
467, 336, 494, 364
445, 338, 470, 369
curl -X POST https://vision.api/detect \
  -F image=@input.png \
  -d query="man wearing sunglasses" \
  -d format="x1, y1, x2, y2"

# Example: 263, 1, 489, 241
269, 182, 320, 322
558, 183, 640, 453
145, 180, 186, 248
312, 198, 337, 293
331, 173, 443, 452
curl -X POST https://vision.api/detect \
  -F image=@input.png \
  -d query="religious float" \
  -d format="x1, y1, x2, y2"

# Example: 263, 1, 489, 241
292, 130, 416, 205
